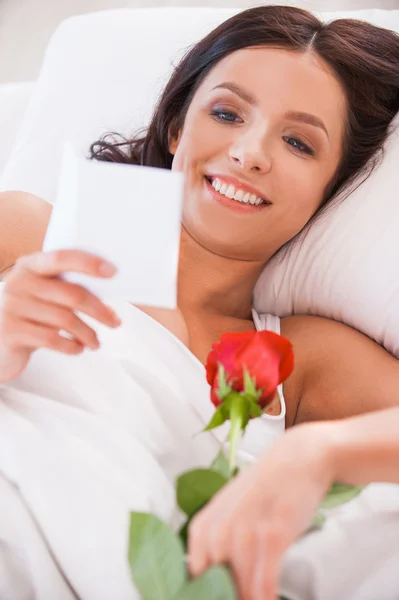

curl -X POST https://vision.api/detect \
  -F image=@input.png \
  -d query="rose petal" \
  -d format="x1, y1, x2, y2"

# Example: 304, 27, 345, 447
206, 331, 255, 386
205, 330, 294, 412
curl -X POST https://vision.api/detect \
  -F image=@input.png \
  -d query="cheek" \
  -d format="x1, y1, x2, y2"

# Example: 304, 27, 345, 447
275, 155, 326, 220
173, 115, 227, 174
171, 150, 184, 172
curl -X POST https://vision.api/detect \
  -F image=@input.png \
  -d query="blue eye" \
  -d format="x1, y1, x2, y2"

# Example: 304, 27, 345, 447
283, 136, 314, 156
211, 109, 242, 123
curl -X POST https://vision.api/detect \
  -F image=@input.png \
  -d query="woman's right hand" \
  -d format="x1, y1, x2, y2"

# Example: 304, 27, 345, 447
0, 249, 121, 383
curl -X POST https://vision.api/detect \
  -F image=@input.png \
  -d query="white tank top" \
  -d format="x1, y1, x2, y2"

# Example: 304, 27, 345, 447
234, 310, 286, 461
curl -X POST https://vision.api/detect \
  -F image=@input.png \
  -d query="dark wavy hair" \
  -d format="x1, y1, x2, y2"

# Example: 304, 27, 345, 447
90, 5, 399, 209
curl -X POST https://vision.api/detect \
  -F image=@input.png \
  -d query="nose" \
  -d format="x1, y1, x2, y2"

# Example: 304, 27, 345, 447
228, 128, 271, 173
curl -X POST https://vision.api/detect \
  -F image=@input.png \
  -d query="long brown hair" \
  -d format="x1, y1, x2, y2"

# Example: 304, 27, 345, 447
90, 6, 399, 208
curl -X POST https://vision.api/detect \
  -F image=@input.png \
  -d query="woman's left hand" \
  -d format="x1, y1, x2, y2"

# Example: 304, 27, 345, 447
187, 423, 336, 600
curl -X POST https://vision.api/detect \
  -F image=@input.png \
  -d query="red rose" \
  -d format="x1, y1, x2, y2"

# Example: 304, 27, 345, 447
206, 330, 294, 410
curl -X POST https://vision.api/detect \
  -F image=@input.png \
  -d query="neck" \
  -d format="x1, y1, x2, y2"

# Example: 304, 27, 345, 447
178, 227, 266, 320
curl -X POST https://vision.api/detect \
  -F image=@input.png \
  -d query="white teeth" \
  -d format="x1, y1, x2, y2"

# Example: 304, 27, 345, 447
225, 185, 235, 199
234, 189, 244, 201
210, 177, 266, 206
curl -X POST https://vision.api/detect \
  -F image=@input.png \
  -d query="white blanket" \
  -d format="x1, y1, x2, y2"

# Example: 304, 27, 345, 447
0, 301, 280, 599
0, 301, 399, 600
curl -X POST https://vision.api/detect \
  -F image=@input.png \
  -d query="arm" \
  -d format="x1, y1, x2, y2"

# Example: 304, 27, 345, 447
0, 191, 52, 279
329, 406, 399, 485
188, 408, 399, 599
281, 315, 399, 425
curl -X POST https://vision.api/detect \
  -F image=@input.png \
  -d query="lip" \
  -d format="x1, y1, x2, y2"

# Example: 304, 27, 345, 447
204, 176, 271, 214
207, 174, 271, 204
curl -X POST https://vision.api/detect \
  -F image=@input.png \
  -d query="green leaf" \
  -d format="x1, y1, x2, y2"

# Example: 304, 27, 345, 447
128, 512, 186, 600
175, 566, 236, 600
203, 405, 228, 432
178, 518, 190, 550
177, 469, 227, 518
319, 482, 364, 510
211, 449, 230, 479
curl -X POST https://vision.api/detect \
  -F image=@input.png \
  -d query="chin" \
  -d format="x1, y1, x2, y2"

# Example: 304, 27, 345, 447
182, 217, 261, 261
181, 188, 276, 259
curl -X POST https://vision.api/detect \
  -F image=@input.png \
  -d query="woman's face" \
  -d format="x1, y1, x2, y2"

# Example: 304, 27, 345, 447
169, 47, 347, 262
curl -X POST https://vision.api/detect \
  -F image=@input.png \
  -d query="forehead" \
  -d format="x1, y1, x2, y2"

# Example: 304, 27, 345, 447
197, 46, 347, 131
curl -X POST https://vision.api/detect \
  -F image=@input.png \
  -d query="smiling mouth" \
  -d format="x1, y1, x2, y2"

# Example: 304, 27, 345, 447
204, 176, 271, 206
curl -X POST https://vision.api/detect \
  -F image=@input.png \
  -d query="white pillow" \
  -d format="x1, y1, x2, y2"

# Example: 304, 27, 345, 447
0, 8, 242, 200
253, 115, 399, 357
1, 7, 399, 357
0, 6, 391, 200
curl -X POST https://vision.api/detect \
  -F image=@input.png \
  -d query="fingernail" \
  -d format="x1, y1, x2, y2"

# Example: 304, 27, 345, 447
99, 262, 117, 277
111, 312, 122, 326
106, 306, 121, 326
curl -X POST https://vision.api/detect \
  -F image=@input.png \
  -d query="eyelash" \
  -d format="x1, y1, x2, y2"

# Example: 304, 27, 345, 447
283, 136, 314, 156
210, 109, 315, 156
210, 108, 242, 123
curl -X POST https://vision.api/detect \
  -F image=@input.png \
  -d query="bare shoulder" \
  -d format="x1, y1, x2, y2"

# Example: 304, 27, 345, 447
281, 313, 366, 355
281, 314, 398, 425
281, 313, 394, 370
0, 191, 52, 278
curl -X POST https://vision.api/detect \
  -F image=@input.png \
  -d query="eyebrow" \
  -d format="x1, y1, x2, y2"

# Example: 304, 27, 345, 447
212, 82, 256, 105
212, 81, 329, 139
285, 110, 329, 139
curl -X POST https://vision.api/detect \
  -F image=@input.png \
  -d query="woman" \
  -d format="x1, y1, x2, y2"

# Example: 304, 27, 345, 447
1, 6, 399, 417
0, 5, 399, 598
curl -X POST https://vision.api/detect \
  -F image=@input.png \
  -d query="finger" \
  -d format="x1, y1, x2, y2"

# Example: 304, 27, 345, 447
252, 525, 285, 600
230, 526, 258, 600
188, 487, 238, 576
6, 320, 84, 355
9, 274, 121, 329
10, 296, 100, 350
188, 516, 212, 577
208, 517, 232, 564
17, 249, 117, 279
252, 552, 279, 600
